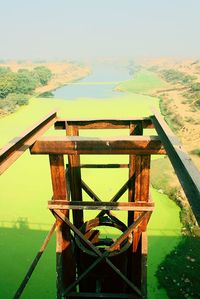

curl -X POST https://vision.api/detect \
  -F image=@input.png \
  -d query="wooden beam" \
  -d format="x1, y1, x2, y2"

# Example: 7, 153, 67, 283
79, 163, 129, 168
151, 109, 200, 225
54, 117, 154, 130
49, 154, 75, 297
66, 123, 83, 228
48, 200, 155, 211
128, 121, 143, 226
49, 154, 67, 200
30, 136, 166, 155
0, 111, 57, 174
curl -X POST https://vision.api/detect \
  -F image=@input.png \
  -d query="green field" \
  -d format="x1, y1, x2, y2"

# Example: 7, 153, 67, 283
116, 69, 169, 94
0, 82, 181, 298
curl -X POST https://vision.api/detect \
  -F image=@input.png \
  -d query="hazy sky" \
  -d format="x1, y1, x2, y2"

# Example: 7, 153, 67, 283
0, 0, 200, 60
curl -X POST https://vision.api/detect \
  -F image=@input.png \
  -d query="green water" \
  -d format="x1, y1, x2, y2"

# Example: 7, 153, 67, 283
0, 69, 181, 299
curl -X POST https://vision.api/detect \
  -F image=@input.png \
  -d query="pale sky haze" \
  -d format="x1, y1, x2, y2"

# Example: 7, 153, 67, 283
0, 0, 200, 60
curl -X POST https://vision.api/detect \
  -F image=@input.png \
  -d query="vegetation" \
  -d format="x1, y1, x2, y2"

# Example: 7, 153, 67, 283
151, 157, 198, 236
159, 96, 184, 132
191, 148, 200, 157
182, 82, 200, 110
116, 69, 169, 93
160, 69, 196, 85
0, 66, 52, 113
156, 237, 200, 299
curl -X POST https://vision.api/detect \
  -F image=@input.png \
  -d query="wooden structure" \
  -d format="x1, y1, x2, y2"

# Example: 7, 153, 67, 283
0, 110, 200, 299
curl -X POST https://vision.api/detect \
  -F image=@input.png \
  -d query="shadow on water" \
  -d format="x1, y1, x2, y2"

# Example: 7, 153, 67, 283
0, 218, 182, 299
0, 220, 56, 299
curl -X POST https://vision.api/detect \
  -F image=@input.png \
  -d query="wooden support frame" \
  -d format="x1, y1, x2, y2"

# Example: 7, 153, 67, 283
53, 209, 150, 298
2, 113, 200, 299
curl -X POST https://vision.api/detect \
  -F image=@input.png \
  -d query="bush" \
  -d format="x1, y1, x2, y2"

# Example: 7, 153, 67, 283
157, 237, 200, 299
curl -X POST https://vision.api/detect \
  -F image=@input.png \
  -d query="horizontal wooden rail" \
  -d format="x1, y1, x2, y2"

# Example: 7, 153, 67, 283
30, 136, 166, 155
48, 200, 155, 211
54, 117, 154, 130
78, 163, 129, 168
0, 111, 57, 175
151, 109, 200, 225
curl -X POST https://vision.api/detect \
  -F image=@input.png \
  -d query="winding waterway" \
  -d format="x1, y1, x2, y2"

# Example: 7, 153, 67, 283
53, 63, 132, 99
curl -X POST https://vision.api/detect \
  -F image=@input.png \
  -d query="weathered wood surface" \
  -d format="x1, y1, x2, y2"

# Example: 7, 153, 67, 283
48, 200, 154, 211
49, 154, 75, 297
151, 108, 200, 225
0, 111, 57, 175
30, 136, 166, 155
66, 123, 83, 228
49, 154, 67, 200
55, 117, 154, 130
53, 209, 142, 296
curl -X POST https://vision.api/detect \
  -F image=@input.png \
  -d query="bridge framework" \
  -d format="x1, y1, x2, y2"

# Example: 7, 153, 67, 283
0, 110, 199, 299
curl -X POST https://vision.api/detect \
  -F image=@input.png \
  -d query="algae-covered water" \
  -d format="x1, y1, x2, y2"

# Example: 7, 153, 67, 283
0, 66, 181, 299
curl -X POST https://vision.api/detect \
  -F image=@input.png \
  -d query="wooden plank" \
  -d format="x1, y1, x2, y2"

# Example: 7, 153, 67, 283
30, 136, 166, 155
49, 154, 75, 297
129, 155, 151, 291
135, 155, 151, 203
54, 118, 154, 130
0, 111, 57, 175
49, 154, 67, 200
128, 121, 143, 226
66, 123, 83, 228
151, 108, 200, 225
48, 200, 154, 211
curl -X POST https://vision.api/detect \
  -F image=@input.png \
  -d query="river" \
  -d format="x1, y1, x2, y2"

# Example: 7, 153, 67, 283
53, 63, 132, 99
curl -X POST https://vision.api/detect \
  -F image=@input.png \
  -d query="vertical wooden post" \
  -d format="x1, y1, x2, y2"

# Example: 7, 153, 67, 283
128, 121, 150, 296
130, 154, 150, 293
128, 121, 143, 224
66, 123, 83, 228
49, 154, 75, 299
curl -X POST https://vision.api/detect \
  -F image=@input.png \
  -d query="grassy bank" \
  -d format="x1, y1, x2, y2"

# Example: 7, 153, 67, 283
115, 69, 169, 94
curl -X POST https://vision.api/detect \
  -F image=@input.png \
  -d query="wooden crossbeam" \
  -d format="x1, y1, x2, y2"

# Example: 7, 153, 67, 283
79, 163, 129, 168
30, 136, 166, 155
54, 117, 154, 130
48, 200, 154, 211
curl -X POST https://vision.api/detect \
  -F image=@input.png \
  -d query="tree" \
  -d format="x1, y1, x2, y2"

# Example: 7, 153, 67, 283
32, 66, 52, 85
